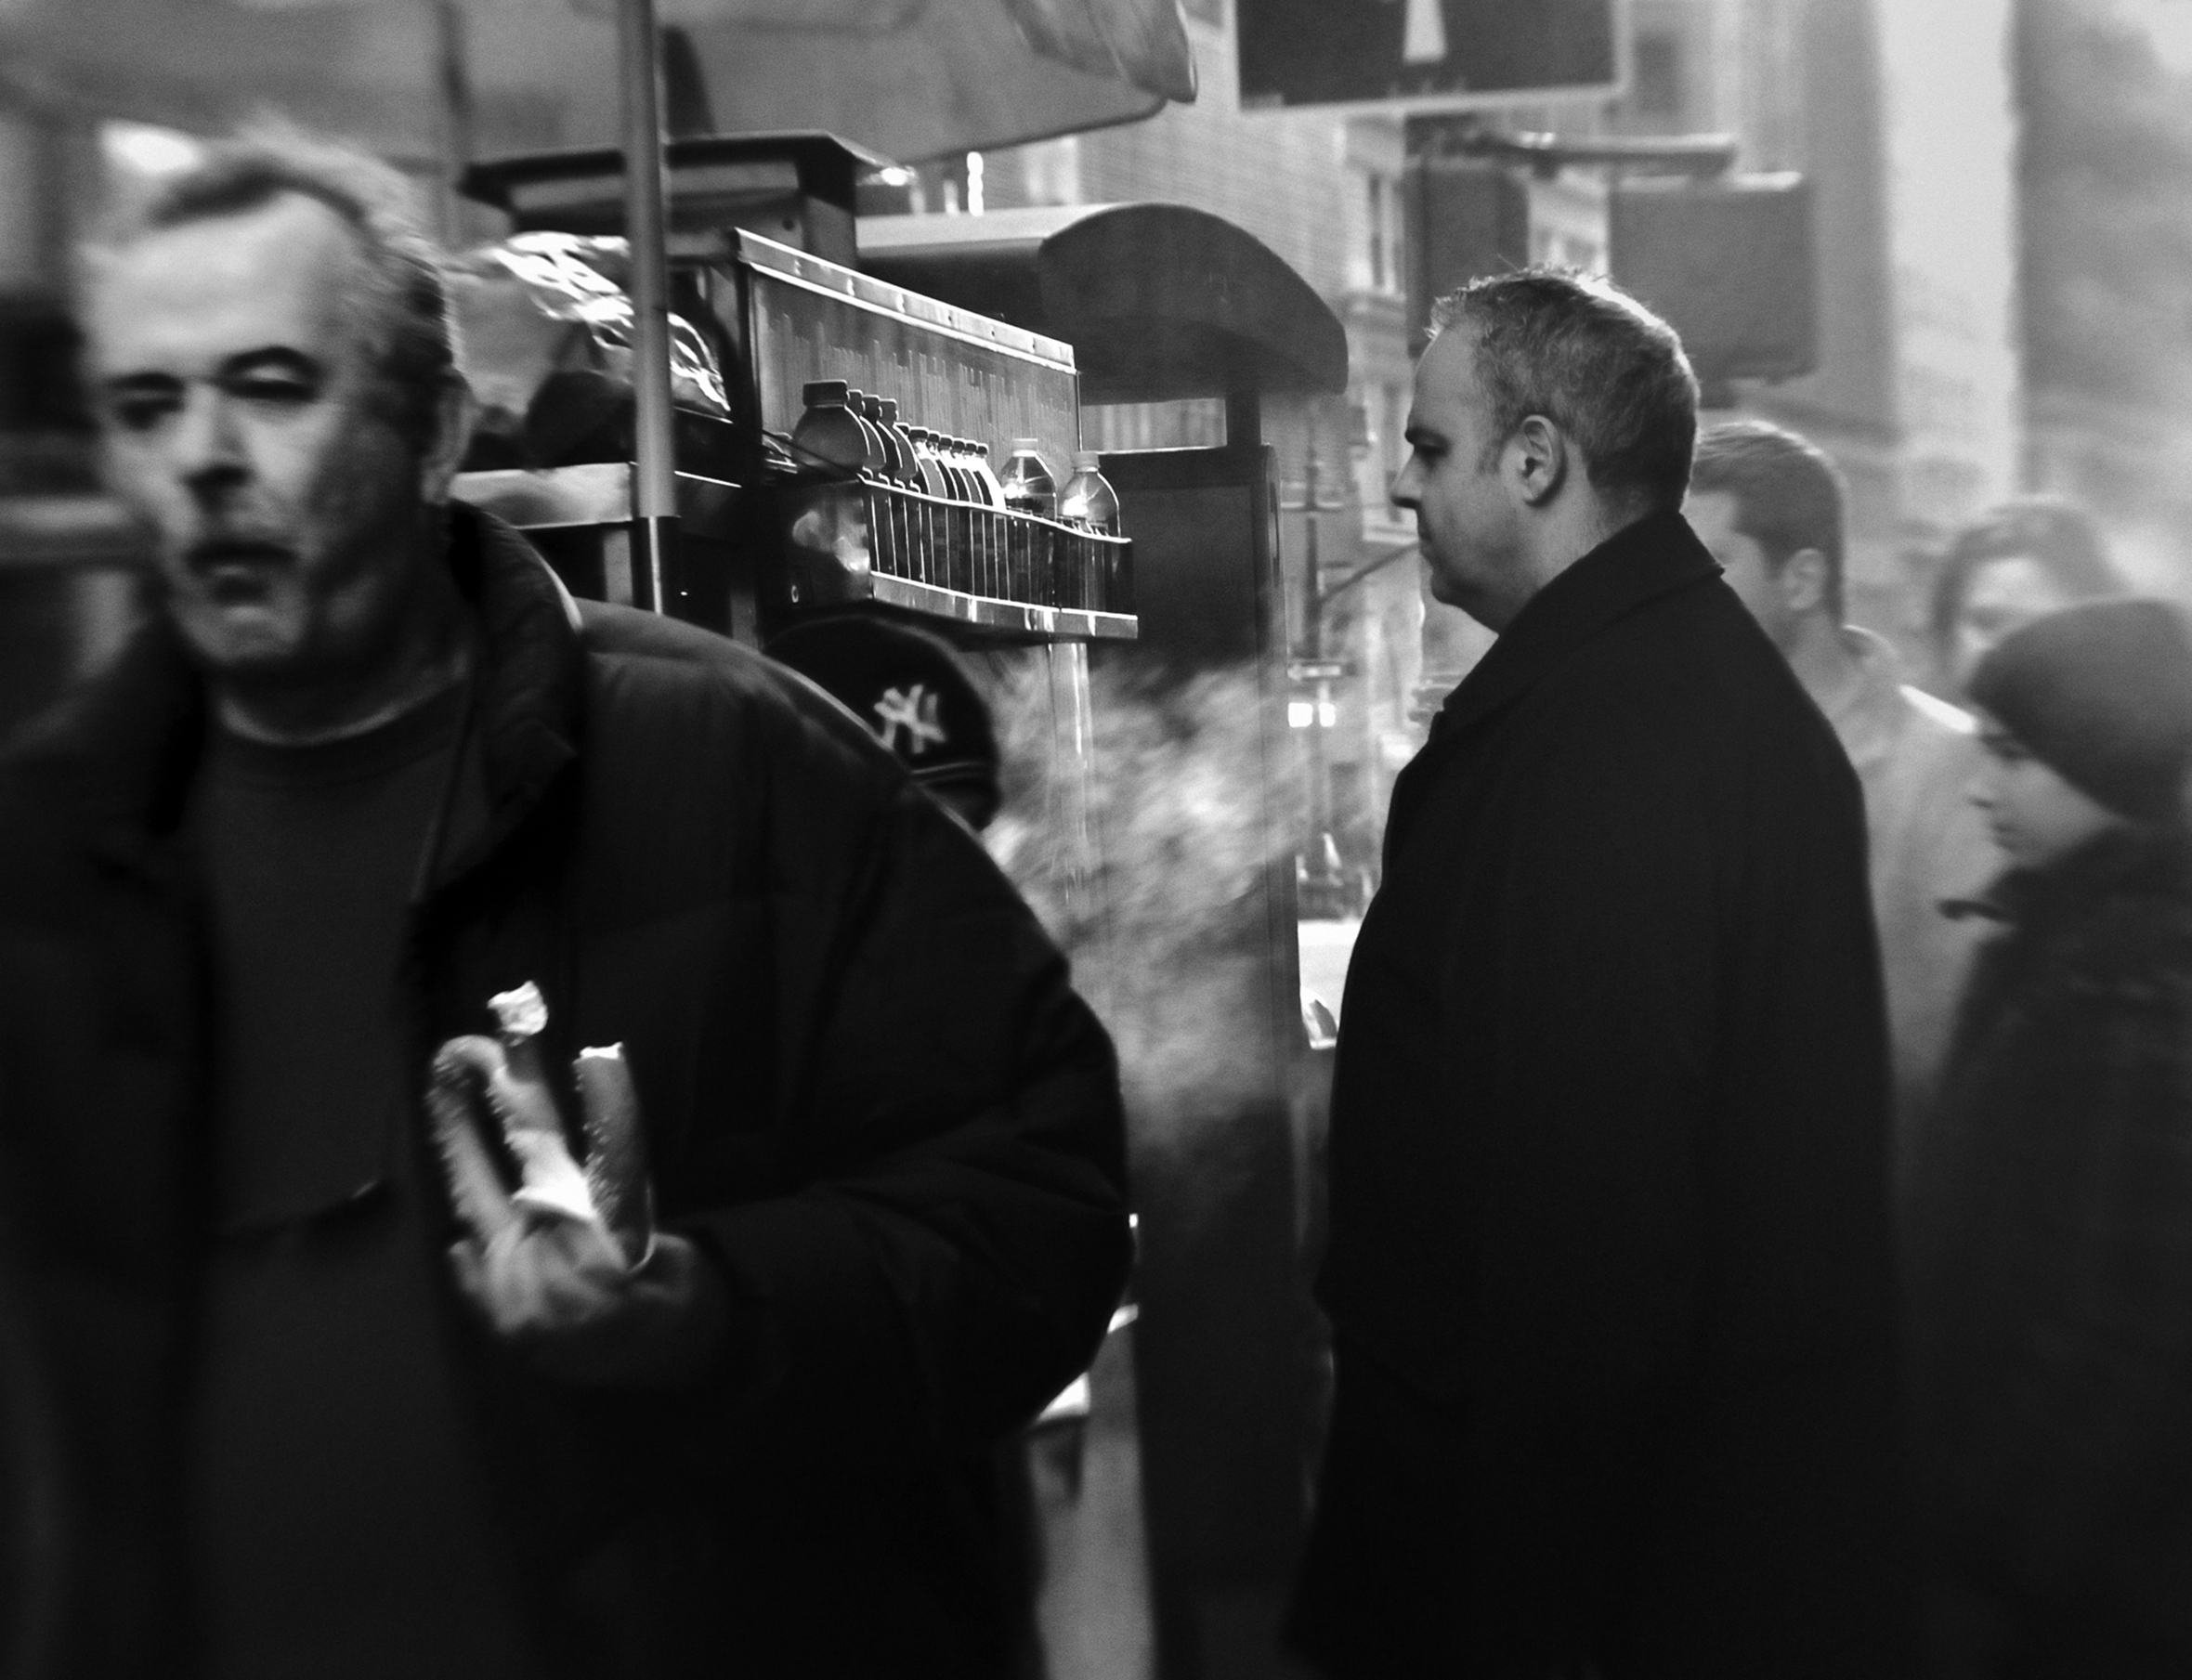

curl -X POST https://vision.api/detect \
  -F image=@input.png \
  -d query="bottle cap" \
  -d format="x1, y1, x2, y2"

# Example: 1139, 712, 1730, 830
1011, 437, 1042, 452
879, 398, 901, 421
802, 379, 849, 405
1074, 450, 1102, 471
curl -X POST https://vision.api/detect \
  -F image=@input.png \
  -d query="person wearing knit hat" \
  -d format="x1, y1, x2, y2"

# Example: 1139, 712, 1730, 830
764, 613, 1003, 831
1908, 598, 2192, 1674
1965, 596, 2192, 853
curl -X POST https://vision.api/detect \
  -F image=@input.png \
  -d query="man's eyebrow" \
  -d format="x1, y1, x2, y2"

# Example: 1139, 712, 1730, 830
99, 348, 324, 397
100, 370, 183, 397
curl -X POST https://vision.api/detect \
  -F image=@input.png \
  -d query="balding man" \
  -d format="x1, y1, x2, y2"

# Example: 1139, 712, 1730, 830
1288, 271, 1912, 1678
0, 131, 1129, 1679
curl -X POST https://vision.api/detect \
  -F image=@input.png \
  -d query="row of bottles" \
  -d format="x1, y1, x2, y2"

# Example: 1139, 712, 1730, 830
998, 438, 1123, 538
790, 381, 1126, 612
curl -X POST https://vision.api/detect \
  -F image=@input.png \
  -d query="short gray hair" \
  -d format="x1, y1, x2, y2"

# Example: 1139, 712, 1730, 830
105, 125, 455, 449
1430, 267, 1699, 514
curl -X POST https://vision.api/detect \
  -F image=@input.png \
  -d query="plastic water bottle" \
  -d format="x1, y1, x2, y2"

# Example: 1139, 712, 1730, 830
997, 437, 1057, 517
1058, 450, 1120, 535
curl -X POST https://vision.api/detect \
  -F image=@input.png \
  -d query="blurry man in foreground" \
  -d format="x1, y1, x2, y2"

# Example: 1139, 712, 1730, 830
1287, 271, 1911, 1677
1689, 420, 1998, 1160
0, 131, 1129, 1678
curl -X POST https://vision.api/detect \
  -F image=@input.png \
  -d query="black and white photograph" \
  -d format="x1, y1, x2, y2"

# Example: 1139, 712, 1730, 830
3, 1, 2192, 1676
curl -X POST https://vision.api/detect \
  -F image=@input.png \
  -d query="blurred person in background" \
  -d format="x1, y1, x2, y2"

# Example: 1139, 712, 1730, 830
1908, 598, 2192, 1680
764, 613, 1002, 832
764, 610, 1094, 1680
1688, 420, 1998, 1163
1931, 498, 2123, 697
0, 129, 1130, 1679
1286, 270, 1911, 1680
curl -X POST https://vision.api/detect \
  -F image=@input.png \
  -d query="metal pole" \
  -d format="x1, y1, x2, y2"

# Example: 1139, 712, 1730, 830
616, 0, 678, 610
1298, 428, 1343, 916
431, 0, 474, 248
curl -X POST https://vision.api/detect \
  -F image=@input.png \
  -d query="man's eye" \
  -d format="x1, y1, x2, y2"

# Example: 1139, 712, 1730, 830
227, 373, 315, 407
108, 392, 179, 432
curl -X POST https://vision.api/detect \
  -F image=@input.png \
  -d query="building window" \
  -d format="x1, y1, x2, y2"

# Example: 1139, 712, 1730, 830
1390, 179, 1407, 300
1362, 173, 1405, 297
1368, 176, 1388, 292
1633, 31, 1684, 119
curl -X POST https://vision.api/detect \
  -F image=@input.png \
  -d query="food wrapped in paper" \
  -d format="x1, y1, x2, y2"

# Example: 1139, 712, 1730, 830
450, 231, 729, 470
429, 983, 659, 1271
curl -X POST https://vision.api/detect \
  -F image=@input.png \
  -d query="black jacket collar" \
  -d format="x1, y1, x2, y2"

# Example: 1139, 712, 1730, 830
1981, 823, 2192, 931
1434, 508, 1720, 739
12, 502, 583, 870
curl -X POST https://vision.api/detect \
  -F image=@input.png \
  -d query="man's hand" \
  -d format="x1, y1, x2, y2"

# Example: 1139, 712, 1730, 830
425, 1010, 726, 1387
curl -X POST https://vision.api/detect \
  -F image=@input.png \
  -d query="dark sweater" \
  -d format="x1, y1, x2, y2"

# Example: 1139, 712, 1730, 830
187, 681, 534, 1678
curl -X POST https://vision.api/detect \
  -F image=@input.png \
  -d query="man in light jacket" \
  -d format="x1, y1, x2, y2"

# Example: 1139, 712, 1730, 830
1688, 419, 1999, 1163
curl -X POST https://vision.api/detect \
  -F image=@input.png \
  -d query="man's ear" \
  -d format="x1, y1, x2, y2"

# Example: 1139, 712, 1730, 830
1507, 414, 1567, 508
419, 371, 476, 506
1781, 547, 1830, 616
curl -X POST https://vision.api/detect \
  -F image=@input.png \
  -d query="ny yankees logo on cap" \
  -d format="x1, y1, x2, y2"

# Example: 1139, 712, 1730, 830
873, 684, 947, 756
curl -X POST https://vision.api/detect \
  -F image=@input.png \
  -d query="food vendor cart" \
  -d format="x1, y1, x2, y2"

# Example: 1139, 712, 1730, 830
863, 201, 1350, 1680
451, 151, 1349, 1676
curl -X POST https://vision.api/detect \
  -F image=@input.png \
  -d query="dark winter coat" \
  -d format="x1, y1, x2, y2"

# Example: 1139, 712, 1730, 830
1288, 511, 1914, 1678
0, 505, 1132, 1678
1909, 826, 2192, 1662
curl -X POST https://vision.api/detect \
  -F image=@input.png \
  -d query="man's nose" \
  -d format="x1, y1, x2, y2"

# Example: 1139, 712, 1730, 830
1390, 460, 1419, 511
173, 386, 249, 499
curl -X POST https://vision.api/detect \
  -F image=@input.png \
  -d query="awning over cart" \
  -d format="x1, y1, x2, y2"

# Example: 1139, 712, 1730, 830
857, 203, 1350, 403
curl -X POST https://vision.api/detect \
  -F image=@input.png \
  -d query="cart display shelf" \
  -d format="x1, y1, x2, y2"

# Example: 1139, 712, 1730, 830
784, 560, 1138, 644
453, 462, 743, 541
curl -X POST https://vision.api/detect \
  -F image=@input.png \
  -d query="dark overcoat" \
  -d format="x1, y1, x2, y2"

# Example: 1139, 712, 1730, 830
1288, 511, 1914, 1677
0, 507, 1131, 1677
1910, 827, 2192, 1666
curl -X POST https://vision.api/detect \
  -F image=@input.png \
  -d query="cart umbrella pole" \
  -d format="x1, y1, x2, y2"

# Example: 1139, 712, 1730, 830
615, 0, 678, 608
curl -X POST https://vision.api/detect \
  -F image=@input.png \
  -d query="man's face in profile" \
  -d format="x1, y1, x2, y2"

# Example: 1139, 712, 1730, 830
1390, 330, 1523, 625
89, 191, 431, 689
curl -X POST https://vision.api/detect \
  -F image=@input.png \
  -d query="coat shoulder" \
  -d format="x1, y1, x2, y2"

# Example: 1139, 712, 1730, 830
573, 602, 894, 780
1545, 578, 1853, 783
580, 601, 824, 714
